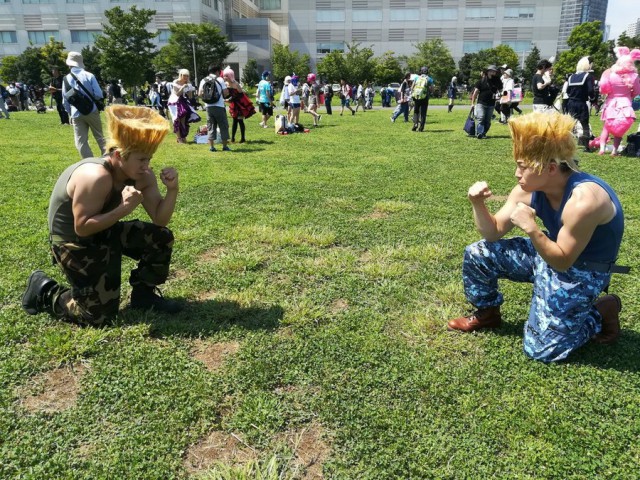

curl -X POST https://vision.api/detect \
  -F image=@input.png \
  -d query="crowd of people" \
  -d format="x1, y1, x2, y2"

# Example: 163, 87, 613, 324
12, 46, 640, 363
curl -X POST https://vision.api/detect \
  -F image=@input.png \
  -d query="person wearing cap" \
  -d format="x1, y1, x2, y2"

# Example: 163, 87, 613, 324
470, 65, 502, 139
22, 105, 182, 326
448, 113, 626, 362
62, 51, 106, 159
257, 70, 274, 128
410, 66, 434, 132
48, 66, 70, 125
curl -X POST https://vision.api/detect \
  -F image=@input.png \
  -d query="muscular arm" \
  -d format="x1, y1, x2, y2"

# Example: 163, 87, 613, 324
139, 168, 178, 227
469, 183, 530, 241
70, 167, 130, 237
512, 183, 614, 271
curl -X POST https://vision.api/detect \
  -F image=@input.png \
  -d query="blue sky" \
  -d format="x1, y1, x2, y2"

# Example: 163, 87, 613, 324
606, 0, 640, 39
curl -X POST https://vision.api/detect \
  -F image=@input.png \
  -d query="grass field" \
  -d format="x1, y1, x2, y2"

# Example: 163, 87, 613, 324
1, 104, 639, 479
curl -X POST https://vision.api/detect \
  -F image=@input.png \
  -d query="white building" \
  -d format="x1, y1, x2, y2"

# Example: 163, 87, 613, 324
626, 18, 640, 37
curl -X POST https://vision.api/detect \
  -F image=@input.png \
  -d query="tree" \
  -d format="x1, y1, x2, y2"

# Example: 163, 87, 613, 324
242, 58, 260, 87
14, 47, 45, 85
553, 21, 612, 80
40, 37, 67, 83
94, 6, 158, 87
271, 44, 310, 82
407, 38, 456, 88
522, 45, 541, 88
0, 56, 20, 84
467, 45, 519, 84
316, 50, 346, 83
81, 45, 104, 83
457, 53, 477, 85
373, 51, 403, 86
154, 23, 236, 84
617, 32, 640, 49
344, 42, 376, 85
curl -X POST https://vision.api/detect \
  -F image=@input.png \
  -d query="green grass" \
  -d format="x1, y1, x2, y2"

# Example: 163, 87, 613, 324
1, 105, 639, 479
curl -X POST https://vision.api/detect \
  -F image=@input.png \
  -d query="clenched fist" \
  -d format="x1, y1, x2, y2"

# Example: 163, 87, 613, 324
510, 202, 537, 232
468, 181, 493, 204
159, 167, 179, 191
121, 185, 144, 213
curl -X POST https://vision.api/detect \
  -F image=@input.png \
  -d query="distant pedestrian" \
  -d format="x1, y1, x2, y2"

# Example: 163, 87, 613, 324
48, 66, 70, 125
198, 64, 230, 151
447, 76, 458, 113
410, 66, 434, 132
257, 71, 274, 128
223, 66, 255, 143
339, 79, 355, 116
469, 65, 502, 139
323, 82, 333, 115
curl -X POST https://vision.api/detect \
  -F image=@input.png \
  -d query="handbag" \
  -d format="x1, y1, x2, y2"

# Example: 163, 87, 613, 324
463, 106, 476, 136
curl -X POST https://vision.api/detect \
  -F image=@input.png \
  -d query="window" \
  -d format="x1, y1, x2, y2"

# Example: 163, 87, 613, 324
27, 31, 60, 43
504, 41, 532, 52
317, 10, 344, 22
260, 0, 280, 9
70, 30, 101, 43
352, 10, 382, 22
390, 9, 419, 21
202, 0, 210, 6
66, 0, 97, 3
22, 0, 54, 3
465, 8, 496, 19
214, 0, 218, 9
463, 41, 492, 53
427, 8, 457, 21
504, 6, 534, 19
157, 29, 171, 43
0, 31, 18, 43
317, 42, 344, 54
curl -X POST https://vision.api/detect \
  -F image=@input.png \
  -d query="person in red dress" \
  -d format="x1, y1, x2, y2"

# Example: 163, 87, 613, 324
223, 66, 256, 143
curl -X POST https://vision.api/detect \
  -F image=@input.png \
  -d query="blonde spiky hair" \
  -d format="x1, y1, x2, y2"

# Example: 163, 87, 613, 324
508, 112, 579, 173
105, 105, 170, 158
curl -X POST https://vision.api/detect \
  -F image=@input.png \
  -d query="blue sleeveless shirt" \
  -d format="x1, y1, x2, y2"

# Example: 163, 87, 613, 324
531, 172, 624, 263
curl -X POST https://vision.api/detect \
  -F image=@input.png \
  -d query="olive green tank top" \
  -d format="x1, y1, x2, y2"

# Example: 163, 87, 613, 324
48, 157, 122, 241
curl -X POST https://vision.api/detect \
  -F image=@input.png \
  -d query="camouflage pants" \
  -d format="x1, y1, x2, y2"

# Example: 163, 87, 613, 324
50, 220, 174, 326
462, 237, 611, 363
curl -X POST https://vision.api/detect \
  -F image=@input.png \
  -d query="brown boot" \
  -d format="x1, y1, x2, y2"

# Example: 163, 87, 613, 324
592, 294, 622, 344
448, 306, 502, 332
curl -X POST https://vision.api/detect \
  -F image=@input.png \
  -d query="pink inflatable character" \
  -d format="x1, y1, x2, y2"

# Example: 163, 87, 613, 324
598, 46, 640, 155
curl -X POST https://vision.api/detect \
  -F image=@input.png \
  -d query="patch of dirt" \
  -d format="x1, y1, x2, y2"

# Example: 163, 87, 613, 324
360, 210, 389, 220
199, 246, 226, 263
183, 430, 258, 474
16, 363, 87, 414
330, 299, 349, 313
168, 269, 190, 281
281, 423, 331, 479
195, 289, 219, 302
191, 339, 241, 373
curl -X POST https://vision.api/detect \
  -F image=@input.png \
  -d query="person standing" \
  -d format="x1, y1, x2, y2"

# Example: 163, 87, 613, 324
391, 73, 412, 123
49, 66, 70, 125
0, 82, 10, 119
354, 82, 366, 112
323, 81, 333, 115
305, 73, 321, 126
532, 60, 554, 113
447, 76, 458, 113
410, 66, 434, 132
339, 79, 355, 116
469, 65, 502, 139
22, 105, 182, 326
448, 112, 626, 362
287, 75, 302, 125
62, 51, 106, 159
223, 66, 255, 144
168, 69, 200, 144
257, 71, 274, 128
566, 56, 595, 152
198, 64, 230, 152
499, 69, 514, 124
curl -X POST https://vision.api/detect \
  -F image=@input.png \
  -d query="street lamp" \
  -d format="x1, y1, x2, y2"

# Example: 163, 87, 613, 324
189, 34, 198, 87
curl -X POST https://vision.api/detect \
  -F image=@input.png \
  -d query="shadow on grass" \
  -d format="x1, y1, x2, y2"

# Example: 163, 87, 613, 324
243, 139, 275, 145
122, 299, 284, 338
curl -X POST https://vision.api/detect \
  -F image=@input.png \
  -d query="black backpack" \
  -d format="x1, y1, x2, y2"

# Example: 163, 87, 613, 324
63, 76, 94, 115
201, 75, 221, 103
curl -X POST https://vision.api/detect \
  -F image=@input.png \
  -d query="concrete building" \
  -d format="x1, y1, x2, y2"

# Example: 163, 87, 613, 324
626, 18, 640, 38
0, 0, 609, 78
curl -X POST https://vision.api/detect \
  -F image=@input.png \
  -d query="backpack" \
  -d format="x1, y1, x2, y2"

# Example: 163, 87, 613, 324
412, 76, 430, 100
202, 75, 221, 103
0, 85, 7, 100
63, 76, 95, 115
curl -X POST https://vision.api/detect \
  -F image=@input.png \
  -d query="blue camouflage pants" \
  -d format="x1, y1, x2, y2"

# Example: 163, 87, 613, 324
462, 237, 610, 362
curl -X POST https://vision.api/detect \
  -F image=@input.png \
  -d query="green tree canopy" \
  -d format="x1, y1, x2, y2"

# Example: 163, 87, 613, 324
154, 22, 236, 85
467, 45, 519, 84
407, 38, 456, 88
0, 56, 20, 84
14, 46, 45, 85
523, 45, 541, 88
344, 42, 376, 85
94, 6, 158, 87
553, 21, 613, 80
242, 58, 260, 87
81, 45, 104, 83
457, 53, 477, 85
40, 37, 67, 84
617, 32, 640, 49
316, 50, 346, 84
373, 51, 403, 86
271, 44, 310, 82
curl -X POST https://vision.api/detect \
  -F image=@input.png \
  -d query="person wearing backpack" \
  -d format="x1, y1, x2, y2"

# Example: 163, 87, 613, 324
198, 63, 231, 152
410, 66, 434, 132
62, 52, 106, 159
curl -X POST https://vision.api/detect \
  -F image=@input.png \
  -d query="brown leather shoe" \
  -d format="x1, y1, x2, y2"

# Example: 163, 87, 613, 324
448, 306, 502, 332
592, 294, 622, 344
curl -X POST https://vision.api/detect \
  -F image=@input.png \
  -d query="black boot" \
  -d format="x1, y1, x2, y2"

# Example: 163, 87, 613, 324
130, 285, 182, 313
580, 136, 592, 153
22, 270, 58, 315
448, 104, 453, 113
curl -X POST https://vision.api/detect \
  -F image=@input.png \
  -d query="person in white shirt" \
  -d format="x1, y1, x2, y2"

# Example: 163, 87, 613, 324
168, 69, 200, 144
287, 75, 302, 125
198, 63, 230, 152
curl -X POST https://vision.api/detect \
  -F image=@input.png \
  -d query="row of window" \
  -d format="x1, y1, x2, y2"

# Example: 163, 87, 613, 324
317, 40, 534, 55
0, 29, 174, 44
318, 7, 535, 22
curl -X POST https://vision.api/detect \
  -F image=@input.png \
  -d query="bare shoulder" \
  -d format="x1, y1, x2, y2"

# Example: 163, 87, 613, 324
68, 162, 112, 195
507, 184, 532, 205
565, 182, 615, 224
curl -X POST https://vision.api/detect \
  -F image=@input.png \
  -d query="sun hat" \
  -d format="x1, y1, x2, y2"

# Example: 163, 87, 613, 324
66, 52, 85, 69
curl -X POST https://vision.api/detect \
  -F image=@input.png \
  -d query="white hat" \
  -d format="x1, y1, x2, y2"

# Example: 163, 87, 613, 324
504, 69, 513, 77
66, 51, 85, 69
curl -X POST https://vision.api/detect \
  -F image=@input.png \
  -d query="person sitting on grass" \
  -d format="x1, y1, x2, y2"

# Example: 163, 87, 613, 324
448, 112, 627, 363
22, 105, 182, 326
